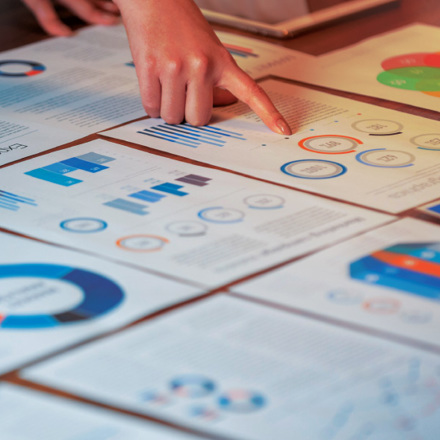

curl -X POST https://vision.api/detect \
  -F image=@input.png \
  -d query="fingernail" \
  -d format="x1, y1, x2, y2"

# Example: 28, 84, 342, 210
276, 118, 292, 136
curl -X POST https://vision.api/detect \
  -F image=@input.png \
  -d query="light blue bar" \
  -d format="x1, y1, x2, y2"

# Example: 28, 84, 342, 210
42, 162, 77, 175
175, 124, 223, 138
151, 183, 188, 197
61, 158, 108, 173
159, 125, 225, 147
0, 192, 37, 206
187, 124, 246, 139
0, 200, 18, 210
129, 190, 165, 203
0, 190, 35, 202
151, 127, 202, 145
25, 168, 82, 186
76, 152, 115, 164
138, 129, 199, 148
103, 198, 149, 215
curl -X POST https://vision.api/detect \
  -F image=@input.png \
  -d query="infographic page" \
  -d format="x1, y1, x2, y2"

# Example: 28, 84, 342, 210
0, 384, 200, 440
24, 295, 440, 440
104, 79, 440, 213
0, 231, 201, 374
235, 218, 440, 349
215, 30, 313, 78
0, 25, 144, 165
272, 24, 440, 112
0, 139, 390, 288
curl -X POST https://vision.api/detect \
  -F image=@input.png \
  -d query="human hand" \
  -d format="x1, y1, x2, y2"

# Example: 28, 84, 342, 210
114, 0, 292, 135
21, 0, 120, 37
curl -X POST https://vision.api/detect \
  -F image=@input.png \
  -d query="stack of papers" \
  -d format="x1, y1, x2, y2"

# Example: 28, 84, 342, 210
1, 21, 439, 440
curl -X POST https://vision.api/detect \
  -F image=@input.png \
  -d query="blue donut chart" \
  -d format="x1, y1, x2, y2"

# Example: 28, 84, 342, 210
0, 264, 124, 329
170, 375, 216, 398
0, 60, 46, 77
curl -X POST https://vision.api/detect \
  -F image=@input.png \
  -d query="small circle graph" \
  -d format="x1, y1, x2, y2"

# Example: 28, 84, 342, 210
0, 264, 124, 328
218, 389, 266, 413
377, 52, 440, 97
0, 60, 46, 77
170, 375, 216, 398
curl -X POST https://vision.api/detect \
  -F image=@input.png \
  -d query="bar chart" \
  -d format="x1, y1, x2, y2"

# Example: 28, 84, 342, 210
0, 190, 37, 211
25, 152, 115, 186
103, 174, 212, 216
137, 123, 247, 148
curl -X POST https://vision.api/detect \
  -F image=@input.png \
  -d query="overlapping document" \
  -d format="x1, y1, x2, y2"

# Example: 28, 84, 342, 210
0, 25, 143, 165
234, 218, 440, 349
104, 78, 440, 213
0, 24, 310, 166
0, 231, 201, 374
271, 23, 440, 112
0, 138, 390, 288
23, 295, 440, 440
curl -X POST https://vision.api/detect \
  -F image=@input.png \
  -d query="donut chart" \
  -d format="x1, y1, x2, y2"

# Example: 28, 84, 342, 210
298, 135, 362, 154
218, 389, 266, 413
170, 375, 216, 398
350, 243, 440, 300
0, 60, 46, 77
377, 52, 440, 97
0, 264, 124, 328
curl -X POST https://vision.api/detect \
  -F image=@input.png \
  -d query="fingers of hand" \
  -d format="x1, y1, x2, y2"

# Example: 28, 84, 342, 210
59, 0, 119, 25
213, 87, 237, 107
221, 67, 292, 135
160, 59, 187, 124
21, 0, 72, 36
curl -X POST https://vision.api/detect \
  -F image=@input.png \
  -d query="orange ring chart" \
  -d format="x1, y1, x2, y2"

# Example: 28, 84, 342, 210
298, 135, 362, 154
116, 235, 169, 252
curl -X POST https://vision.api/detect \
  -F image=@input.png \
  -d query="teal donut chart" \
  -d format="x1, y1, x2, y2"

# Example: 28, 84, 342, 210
0, 264, 124, 328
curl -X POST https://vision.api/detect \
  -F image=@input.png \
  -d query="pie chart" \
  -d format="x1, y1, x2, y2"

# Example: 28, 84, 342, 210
0, 263, 124, 328
0, 60, 46, 77
377, 52, 440, 97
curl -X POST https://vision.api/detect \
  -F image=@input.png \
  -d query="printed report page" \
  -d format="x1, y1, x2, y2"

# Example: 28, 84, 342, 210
0, 231, 201, 374
0, 138, 391, 288
103, 78, 440, 214
23, 295, 440, 440
234, 218, 440, 349
272, 24, 440, 112
0, 25, 144, 165
214, 30, 314, 79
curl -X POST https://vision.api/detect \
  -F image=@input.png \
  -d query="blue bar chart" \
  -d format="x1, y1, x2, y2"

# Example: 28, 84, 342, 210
103, 198, 149, 216
103, 174, 211, 216
129, 190, 166, 203
137, 123, 247, 148
25, 152, 115, 186
151, 183, 188, 197
0, 190, 37, 211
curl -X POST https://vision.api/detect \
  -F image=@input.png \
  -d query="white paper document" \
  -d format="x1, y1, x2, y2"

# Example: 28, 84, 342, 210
272, 24, 440, 112
0, 231, 201, 374
0, 383, 200, 439
0, 138, 390, 288
103, 79, 440, 213
24, 295, 440, 440
0, 25, 144, 165
215, 30, 313, 78
234, 218, 440, 349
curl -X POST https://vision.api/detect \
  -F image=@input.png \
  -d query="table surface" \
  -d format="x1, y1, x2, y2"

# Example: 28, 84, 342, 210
1, 0, 440, 436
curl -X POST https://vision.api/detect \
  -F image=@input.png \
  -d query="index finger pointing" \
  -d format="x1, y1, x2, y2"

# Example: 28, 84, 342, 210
220, 66, 292, 136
